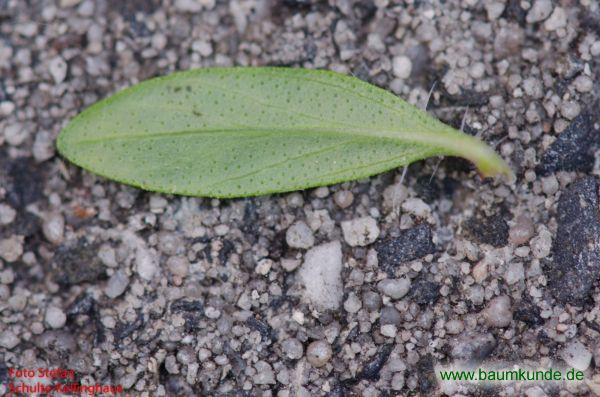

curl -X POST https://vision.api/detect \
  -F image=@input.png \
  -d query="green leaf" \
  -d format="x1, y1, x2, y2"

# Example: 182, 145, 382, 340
57, 67, 512, 198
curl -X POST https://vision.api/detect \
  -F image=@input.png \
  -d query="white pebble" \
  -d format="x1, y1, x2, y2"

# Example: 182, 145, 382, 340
530, 227, 552, 259
560, 101, 580, 120
392, 56, 412, 79
136, 246, 159, 280
377, 278, 411, 299
504, 262, 524, 285
253, 361, 275, 385
526, 0, 553, 23
383, 183, 408, 212
343, 292, 362, 313
45, 306, 67, 329
306, 341, 332, 367
167, 256, 189, 277
401, 198, 431, 218
333, 190, 354, 208
381, 324, 398, 338
485, 2, 505, 20
255, 258, 272, 275
341, 216, 380, 247
445, 319, 464, 334
5, 123, 29, 146
286, 221, 315, 249
0, 204, 16, 225
0, 236, 23, 262
0, 101, 15, 116
49, 56, 68, 84
204, 307, 221, 319
541, 174, 559, 195
509, 215, 535, 245
0, 330, 20, 349
561, 341, 592, 371
42, 213, 65, 244
484, 295, 513, 328
573, 75, 593, 93
105, 270, 129, 298
298, 241, 343, 311
544, 7, 567, 31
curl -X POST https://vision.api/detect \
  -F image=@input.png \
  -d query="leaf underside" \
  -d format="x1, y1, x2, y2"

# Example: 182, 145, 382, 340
57, 67, 511, 198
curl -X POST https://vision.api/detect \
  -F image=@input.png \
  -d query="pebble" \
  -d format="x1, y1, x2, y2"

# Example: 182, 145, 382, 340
383, 183, 407, 212
362, 291, 382, 311
204, 307, 221, 319
485, 2, 505, 20
380, 324, 397, 338
5, 123, 29, 146
392, 56, 412, 79
541, 174, 559, 195
60, 0, 81, 6
42, 213, 65, 244
504, 262, 524, 285
0, 236, 23, 262
175, 0, 203, 12
255, 258, 272, 275
561, 341, 592, 371
167, 256, 189, 277
98, 245, 117, 268
0, 269, 14, 284
380, 306, 402, 327
281, 338, 303, 360
544, 7, 567, 31
32, 131, 55, 162
0, 204, 17, 225
281, 258, 300, 272
313, 186, 329, 198
509, 215, 535, 245
341, 216, 380, 247
136, 246, 159, 280
401, 198, 431, 218
451, 332, 496, 360
445, 319, 464, 335
0, 330, 20, 349
286, 221, 314, 249
298, 241, 343, 311
253, 361, 275, 384
49, 57, 68, 84
483, 295, 513, 328
192, 40, 213, 57
530, 227, 552, 259
333, 190, 354, 208
286, 192, 304, 208
526, 0, 553, 23
0, 101, 15, 116
377, 278, 411, 299
391, 372, 405, 391
343, 292, 362, 313
306, 341, 332, 367
105, 270, 129, 298
573, 75, 593, 93
45, 306, 67, 329
522, 77, 543, 99
560, 101, 580, 120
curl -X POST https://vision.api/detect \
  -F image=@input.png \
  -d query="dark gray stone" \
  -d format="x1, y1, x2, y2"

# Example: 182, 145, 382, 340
464, 211, 509, 247
537, 103, 600, 175
547, 176, 600, 304
375, 224, 436, 274
54, 239, 105, 286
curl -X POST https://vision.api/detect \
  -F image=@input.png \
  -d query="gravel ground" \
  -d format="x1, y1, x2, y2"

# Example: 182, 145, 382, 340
1, 0, 599, 396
